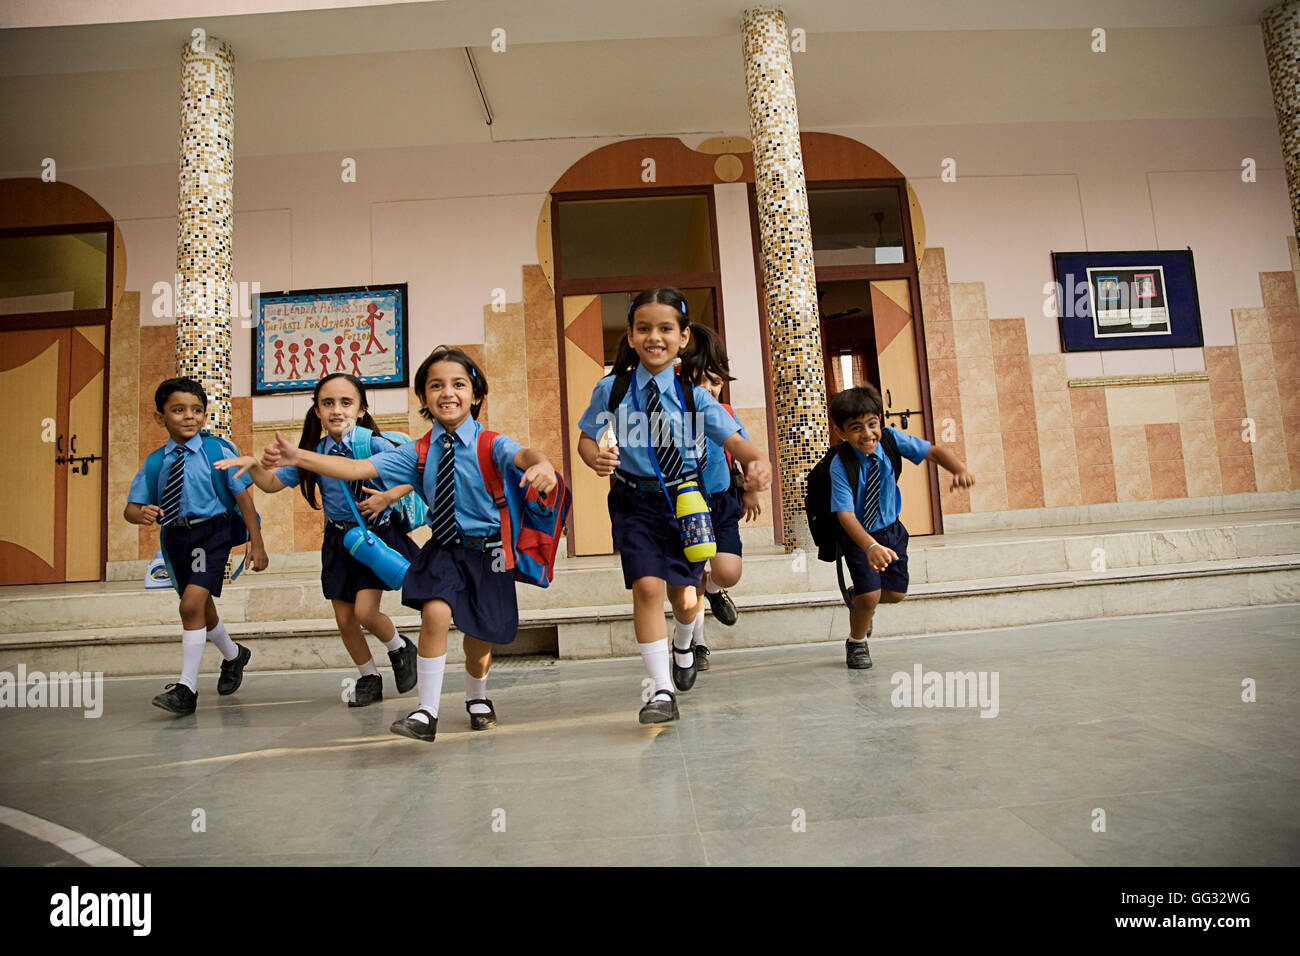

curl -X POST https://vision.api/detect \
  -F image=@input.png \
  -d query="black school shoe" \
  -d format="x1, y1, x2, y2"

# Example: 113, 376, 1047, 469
390, 709, 438, 741
671, 644, 698, 692
465, 698, 498, 731
216, 644, 252, 696
152, 682, 197, 716
705, 588, 738, 626
693, 644, 710, 672
348, 674, 383, 707
388, 636, 417, 694
845, 640, 872, 669
638, 689, 679, 724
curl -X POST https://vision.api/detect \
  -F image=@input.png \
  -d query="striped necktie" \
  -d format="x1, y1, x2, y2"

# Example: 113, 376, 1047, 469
328, 443, 366, 504
861, 456, 881, 532
645, 380, 685, 482
429, 434, 460, 546
160, 447, 185, 521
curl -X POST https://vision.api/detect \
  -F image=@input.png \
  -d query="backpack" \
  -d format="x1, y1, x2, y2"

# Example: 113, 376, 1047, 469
804, 429, 902, 563
315, 425, 428, 530
143, 431, 256, 594
415, 429, 572, 588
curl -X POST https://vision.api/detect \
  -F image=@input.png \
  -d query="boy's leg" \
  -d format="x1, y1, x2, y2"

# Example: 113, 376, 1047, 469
151, 584, 211, 714
850, 589, 882, 639
463, 634, 496, 728
333, 598, 382, 706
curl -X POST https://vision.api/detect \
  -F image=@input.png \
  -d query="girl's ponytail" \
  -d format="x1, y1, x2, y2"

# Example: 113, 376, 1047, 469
297, 406, 324, 511
679, 322, 734, 386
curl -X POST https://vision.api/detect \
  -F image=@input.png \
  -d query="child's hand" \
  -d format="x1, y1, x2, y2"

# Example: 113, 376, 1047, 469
214, 455, 257, 479
742, 489, 762, 523
592, 446, 619, 477
949, 468, 975, 491
357, 487, 391, 518
249, 543, 269, 572
138, 504, 164, 526
743, 457, 772, 493
262, 431, 298, 469
866, 542, 897, 571
520, 461, 558, 495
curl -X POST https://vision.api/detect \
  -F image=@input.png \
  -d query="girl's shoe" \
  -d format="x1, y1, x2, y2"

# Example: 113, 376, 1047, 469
348, 674, 383, 707
388, 637, 418, 694
705, 588, 737, 626
465, 698, 498, 731
152, 683, 197, 716
391, 709, 438, 741
693, 644, 710, 671
638, 689, 679, 724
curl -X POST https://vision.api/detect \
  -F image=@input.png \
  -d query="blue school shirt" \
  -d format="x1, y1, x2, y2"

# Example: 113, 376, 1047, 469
577, 364, 740, 479
829, 427, 931, 532
127, 433, 252, 519
275, 428, 399, 522
701, 407, 749, 495
370, 416, 522, 538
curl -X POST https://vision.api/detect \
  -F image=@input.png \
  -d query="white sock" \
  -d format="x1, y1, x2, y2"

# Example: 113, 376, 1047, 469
848, 635, 868, 644
409, 654, 446, 721
358, 659, 379, 678
639, 639, 673, 700
383, 632, 405, 653
704, 571, 721, 594
692, 607, 705, 648
466, 673, 490, 714
179, 628, 206, 692
671, 616, 695, 663
206, 620, 239, 661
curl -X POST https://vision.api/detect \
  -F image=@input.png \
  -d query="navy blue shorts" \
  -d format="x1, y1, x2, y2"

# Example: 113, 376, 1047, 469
609, 482, 705, 589
841, 519, 910, 596
163, 517, 234, 597
322, 520, 420, 603
401, 538, 518, 645
708, 489, 743, 557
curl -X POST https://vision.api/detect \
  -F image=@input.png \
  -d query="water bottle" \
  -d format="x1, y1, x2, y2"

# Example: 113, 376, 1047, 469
674, 480, 716, 562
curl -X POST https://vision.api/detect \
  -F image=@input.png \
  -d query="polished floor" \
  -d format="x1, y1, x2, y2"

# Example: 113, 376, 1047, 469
1, 604, 1297, 866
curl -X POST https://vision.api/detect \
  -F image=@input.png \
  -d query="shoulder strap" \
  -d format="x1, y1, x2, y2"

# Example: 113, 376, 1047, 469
879, 428, 902, 485
681, 379, 696, 416
415, 431, 432, 478
607, 371, 634, 414
143, 447, 167, 506
835, 440, 860, 495
199, 432, 238, 513
350, 425, 374, 459
475, 430, 516, 571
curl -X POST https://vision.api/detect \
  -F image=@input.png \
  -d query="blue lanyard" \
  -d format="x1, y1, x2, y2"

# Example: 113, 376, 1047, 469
628, 373, 700, 505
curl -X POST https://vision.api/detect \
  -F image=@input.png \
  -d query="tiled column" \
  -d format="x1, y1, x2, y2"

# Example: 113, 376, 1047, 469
742, 7, 827, 550
1263, 1, 1300, 237
175, 35, 235, 436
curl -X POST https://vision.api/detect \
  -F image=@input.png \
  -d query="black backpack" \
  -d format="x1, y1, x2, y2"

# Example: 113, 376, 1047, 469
805, 430, 902, 564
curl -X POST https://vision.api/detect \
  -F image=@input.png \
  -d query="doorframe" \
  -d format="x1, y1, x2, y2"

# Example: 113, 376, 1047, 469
747, 178, 943, 536
549, 184, 727, 556
0, 220, 114, 580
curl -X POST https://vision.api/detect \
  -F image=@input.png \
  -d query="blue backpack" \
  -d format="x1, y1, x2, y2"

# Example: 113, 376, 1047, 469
316, 425, 428, 530
143, 431, 255, 594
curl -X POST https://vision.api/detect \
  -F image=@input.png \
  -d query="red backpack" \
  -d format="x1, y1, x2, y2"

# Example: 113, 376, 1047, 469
416, 429, 571, 588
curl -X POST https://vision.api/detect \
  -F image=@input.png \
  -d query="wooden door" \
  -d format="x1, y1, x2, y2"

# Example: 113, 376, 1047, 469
0, 326, 105, 584
563, 294, 615, 555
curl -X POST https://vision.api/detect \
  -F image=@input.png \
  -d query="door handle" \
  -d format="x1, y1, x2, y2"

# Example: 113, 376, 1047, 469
70, 433, 77, 454
886, 389, 892, 408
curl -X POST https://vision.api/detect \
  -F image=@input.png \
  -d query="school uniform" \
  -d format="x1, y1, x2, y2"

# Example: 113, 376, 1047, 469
369, 416, 522, 645
275, 429, 419, 603
127, 433, 253, 597
701, 405, 748, 557
829, 426, 930, 596
578, 364, 741, 589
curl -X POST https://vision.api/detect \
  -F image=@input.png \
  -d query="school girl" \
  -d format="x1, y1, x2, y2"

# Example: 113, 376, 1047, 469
215, 372, 419, 706
576, 288, 772, 723
260, 347, 558, 742
677, 325, 763, 671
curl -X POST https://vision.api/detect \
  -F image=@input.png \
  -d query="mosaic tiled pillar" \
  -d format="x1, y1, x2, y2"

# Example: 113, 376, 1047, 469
1263, 1, 1300, 238
175, 35, 235, 436
742, 8, 827, 550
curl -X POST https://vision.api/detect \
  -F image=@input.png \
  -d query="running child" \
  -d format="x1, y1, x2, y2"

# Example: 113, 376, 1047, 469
124, 377, 268, 716
260, 347, 558, 742
577, 288, 771, 724
215, 372, 419, 706
677, 324, 763, 672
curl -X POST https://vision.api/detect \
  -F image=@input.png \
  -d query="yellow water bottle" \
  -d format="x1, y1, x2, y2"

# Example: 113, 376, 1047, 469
674, 479, 717, 562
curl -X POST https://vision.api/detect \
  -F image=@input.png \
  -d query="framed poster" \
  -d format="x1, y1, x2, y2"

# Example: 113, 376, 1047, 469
253, 284, 408, 394
1051, 249, 1203, 351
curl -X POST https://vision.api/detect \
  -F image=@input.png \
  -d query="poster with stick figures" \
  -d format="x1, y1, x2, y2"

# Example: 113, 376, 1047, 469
253, 284, 408, 394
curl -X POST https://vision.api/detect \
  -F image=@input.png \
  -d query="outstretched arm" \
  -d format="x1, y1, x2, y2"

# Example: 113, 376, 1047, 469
721, 433, 772, 493
262, 430, 379, 482
235, 487, 269, 572
926, 443, 975, 491
214, 455, 288, 492
513, 447, 558, 495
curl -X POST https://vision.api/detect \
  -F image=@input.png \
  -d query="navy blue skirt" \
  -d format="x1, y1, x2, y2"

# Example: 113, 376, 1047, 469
163, 517, 234, 597
609, 482, 705, 589
321, 520, 420, 603
401, 537, 518, 645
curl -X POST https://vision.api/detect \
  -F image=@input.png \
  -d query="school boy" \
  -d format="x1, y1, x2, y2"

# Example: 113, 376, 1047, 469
829, 385, 974, 669
124, 377, 268, 714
